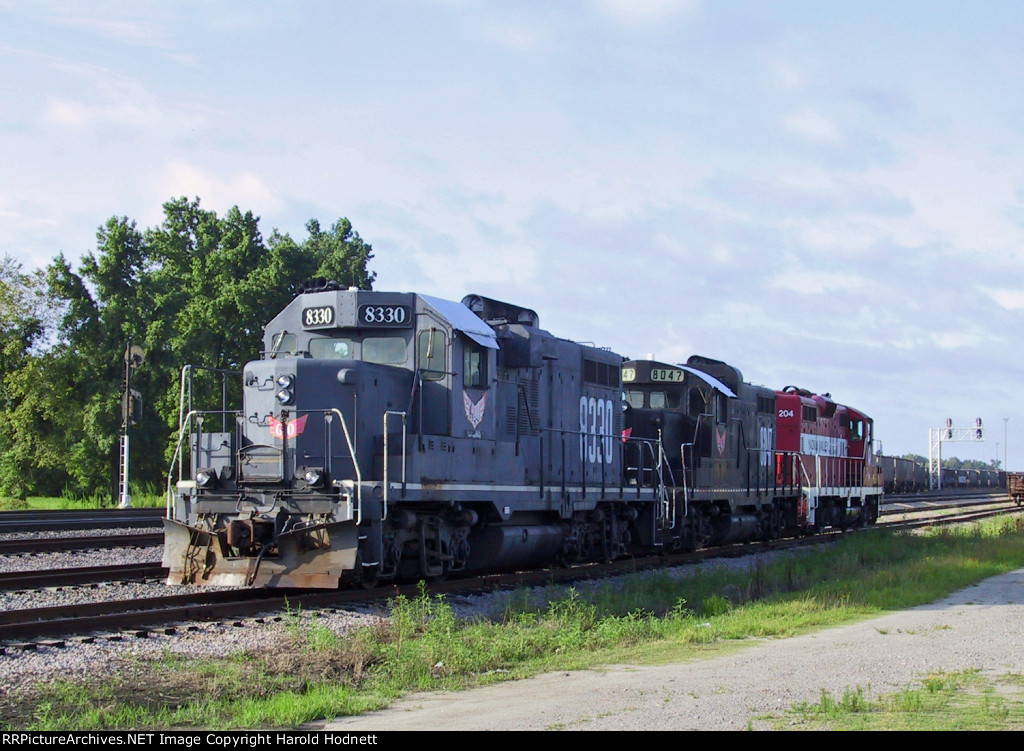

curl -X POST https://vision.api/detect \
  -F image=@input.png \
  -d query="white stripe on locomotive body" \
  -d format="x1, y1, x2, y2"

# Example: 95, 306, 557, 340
380, 482, 658, 497
800, 433, 849, 457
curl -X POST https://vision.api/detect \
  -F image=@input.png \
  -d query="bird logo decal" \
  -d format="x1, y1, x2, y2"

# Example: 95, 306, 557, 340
463, 391, 487, 429
269, 414, 309, 440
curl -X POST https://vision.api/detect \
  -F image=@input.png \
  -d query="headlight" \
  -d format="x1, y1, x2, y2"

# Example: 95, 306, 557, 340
276, 388, 294, 405
303, 468, 323, 486
196, 469, 216, 488
276, 374, 294, 389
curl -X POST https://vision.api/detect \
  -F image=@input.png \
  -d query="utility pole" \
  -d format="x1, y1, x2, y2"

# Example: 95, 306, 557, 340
1004, 417, 1009, 471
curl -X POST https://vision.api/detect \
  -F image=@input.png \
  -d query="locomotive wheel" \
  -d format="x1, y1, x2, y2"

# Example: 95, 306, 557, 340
351, 551, 380, 590
358, 568, 380, 589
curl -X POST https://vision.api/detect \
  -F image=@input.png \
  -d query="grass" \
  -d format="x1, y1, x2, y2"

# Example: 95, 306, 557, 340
766, 670, 1024, 730
0, 484, 166, 511
3, 515, 1024, 730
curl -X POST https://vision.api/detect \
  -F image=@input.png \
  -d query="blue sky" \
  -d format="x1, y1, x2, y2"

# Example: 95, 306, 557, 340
3, 0, 1024, 469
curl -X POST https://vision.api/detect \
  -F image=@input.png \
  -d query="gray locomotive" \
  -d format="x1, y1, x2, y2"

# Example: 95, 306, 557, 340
163, 283, 663, 587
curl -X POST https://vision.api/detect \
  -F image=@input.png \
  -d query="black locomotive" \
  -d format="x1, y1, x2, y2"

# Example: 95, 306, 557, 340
163, 284, 882, 588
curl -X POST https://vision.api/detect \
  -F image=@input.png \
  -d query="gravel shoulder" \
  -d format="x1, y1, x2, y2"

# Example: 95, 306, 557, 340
319, 567, 1024, 731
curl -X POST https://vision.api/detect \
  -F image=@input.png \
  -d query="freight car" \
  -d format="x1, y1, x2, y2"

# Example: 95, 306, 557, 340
1008, 472, 1024, 505
879, 455, 928, 493
163, 285, 882, 588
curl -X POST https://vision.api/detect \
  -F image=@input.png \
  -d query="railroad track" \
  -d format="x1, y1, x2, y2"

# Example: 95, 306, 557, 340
880, 499, 1022, 529
0, 532, 163, 555
0, 562, 167, 591
0, 508, 165, 533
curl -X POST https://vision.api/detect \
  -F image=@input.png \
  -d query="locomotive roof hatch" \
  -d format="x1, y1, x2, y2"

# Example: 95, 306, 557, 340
420, 294, 499, 349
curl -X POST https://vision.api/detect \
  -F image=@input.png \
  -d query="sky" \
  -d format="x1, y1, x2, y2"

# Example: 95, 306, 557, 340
3, 0, 1023, 470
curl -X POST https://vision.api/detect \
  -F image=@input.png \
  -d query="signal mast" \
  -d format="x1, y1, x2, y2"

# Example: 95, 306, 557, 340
928, 417, 984, 490
118, 342, 144, 509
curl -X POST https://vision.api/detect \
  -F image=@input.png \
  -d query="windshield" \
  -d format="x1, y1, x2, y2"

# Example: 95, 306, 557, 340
307, 335, 408, 364
309, 337, 356, 360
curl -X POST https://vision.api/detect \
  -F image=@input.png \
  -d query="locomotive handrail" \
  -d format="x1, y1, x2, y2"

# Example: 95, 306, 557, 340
653, 435, 676, 527
165, 408, 241, 519
328, 408, 363, 523
383, 410, 408, 521
177, 365, 241, 479
546, 424, 619, 500
167, 409, 200, 518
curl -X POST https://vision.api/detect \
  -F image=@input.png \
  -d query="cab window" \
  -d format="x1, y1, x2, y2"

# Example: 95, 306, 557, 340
364, 336, 407, 365
270, 332, 296, 358
463, 341, 488, 389
849, 419, 864, 442
417, 329, 447, 381
309, 337, 355, 359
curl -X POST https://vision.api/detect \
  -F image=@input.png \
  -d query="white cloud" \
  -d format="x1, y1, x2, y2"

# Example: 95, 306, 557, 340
984, 288, 1024, 311
152, 161, 281, 219
769, 269, 866, 294
783, 105, 842, 143
475, 19, 551, 52
931, 331, 978, 349
44, 98, 161, 129
865, 141, 1024, 256
54, 15, 159, 44
771, 60, 804, 91
592, 0, 699, 26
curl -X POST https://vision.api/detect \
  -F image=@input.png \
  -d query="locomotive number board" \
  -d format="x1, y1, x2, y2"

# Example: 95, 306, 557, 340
358, 304, 412, 327
302, 306, 335, 328
650, 368, 684, 382
622, 366, 685, 383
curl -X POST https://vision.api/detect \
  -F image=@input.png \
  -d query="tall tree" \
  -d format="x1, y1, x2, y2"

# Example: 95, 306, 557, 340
0, 256, 51, 498
9, 198, 378, 500
303, 218, 376, 289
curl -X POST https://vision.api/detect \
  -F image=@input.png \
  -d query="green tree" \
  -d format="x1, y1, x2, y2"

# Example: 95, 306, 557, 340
0, 255, 52, 498
4, 198, 377, 500
303, 218, 376, 289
